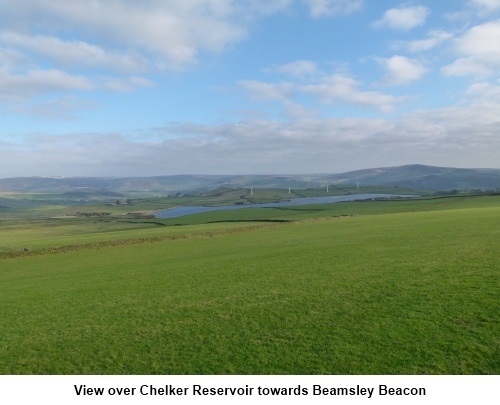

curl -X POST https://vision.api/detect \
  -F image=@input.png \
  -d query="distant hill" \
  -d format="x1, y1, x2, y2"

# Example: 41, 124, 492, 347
0, 165, 499, 195
319, 165, 500, 191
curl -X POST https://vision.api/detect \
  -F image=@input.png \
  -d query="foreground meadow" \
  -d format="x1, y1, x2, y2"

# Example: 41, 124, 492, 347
0, 196, 498, 374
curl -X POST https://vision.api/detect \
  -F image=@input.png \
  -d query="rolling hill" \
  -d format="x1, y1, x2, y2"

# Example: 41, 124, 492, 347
0, 165, 498, 196
319, 164, 500, 191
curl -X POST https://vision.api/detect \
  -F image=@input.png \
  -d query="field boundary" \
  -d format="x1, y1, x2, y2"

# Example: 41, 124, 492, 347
0, 215, 365, 261
0, 222, 290, 260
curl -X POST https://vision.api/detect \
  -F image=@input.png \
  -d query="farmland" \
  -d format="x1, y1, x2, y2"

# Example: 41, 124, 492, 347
0, 191, 498, 374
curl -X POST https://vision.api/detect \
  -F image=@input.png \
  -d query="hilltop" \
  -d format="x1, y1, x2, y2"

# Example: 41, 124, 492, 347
319, 164, 500, 191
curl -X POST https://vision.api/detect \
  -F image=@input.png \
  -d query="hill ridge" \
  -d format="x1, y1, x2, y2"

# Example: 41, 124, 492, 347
0, 164, 499, 194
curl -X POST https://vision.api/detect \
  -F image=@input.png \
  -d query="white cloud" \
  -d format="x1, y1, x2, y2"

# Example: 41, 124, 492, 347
238, 80, 312, 118
275, 60, 321, 77
405, 30, 454, 53
0, 67, 155, 102
240, 80, 294, 101
445, 0, 500, 21
0, 47, 32, 69
378, 56, 428, 85
0, 1, 366, 72
7, 97, 97, 119
0, 32, 148, 73
442, 20, 500, 77
442, 57, 493, 77
102, 76, 154, 92
300, 74, 404, 112
469, 0, 500, 14
373, 6, 429, 31
304, 0, 363, 18
241, 70, 405, 114
455, 20, 500, 55
465, 81, 500, 101
0, 0, 292, 70
0, 68, 95, 99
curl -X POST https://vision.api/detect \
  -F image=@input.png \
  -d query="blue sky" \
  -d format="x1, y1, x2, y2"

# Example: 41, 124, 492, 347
1, 0, 499, 177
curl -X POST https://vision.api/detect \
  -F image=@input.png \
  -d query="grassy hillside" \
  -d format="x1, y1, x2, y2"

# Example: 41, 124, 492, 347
0, 195, 498, 374
1, 194, 495, 253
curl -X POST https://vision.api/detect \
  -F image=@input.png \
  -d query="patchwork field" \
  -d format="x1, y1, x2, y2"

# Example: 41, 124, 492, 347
0, 194, 498, 374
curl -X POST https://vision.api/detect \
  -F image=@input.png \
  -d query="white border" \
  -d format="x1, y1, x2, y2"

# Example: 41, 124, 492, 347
0, 375, 497, 404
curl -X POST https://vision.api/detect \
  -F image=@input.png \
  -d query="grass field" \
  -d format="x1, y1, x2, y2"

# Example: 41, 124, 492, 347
0, 194, 498, 374
1, 193, 492, 251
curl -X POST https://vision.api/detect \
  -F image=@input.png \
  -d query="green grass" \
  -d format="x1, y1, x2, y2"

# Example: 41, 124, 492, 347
157, 194, 500, 225
1, 194, 496, 250
0, 217, 271, 253
0, 196, 498, 374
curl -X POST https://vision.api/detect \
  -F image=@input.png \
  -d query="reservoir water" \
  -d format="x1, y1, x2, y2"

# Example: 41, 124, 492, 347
154, 194, 417, 219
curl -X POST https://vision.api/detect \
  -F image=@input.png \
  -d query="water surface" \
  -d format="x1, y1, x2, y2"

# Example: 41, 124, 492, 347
154, 194, 417, 219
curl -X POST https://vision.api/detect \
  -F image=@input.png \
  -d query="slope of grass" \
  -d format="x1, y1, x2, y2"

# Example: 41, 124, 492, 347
0, 218, 269, 253
0, 203, 498, 374
1, 194, 498, 251
157, 194, 500, 225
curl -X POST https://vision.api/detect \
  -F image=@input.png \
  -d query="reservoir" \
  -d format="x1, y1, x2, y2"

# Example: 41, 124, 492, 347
155, 194, 417, 219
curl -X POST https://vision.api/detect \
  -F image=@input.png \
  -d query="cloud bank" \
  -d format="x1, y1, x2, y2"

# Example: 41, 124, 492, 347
3, 96, 499, 177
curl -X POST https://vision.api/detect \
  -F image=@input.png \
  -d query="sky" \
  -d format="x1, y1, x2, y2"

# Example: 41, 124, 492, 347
1, 0, 499, 177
